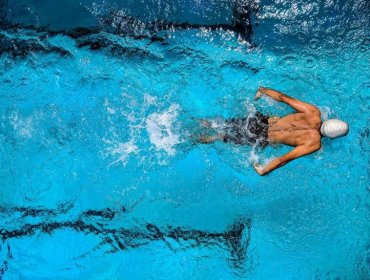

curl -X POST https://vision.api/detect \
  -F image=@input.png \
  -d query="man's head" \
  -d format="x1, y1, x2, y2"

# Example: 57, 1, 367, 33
320, 119, 349, 138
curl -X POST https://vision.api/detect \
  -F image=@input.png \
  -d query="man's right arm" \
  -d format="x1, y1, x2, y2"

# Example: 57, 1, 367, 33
255, 87, 320, 114
253, 143, 320, 175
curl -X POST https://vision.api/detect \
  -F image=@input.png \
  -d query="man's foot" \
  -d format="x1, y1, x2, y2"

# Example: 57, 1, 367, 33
198, 133, 225, 144
199, 135, 218, 144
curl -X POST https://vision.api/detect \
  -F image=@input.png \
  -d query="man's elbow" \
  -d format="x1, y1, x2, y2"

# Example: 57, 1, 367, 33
306, 141, 321, 153
279, 94, 288, 102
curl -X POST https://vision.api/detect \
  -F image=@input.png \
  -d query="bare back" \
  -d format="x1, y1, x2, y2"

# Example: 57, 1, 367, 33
250, 87, 325, 175
268, 113, 322, 147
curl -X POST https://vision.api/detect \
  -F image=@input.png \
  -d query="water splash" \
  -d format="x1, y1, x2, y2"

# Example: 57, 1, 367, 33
146, 104, 182, 156
105, 139, 139, 167
9, 110, 35, 139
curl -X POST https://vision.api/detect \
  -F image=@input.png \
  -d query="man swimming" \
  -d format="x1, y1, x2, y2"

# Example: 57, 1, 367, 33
199, 87, 349, 175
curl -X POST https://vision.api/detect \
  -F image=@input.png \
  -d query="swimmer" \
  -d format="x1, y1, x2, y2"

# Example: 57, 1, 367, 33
199, 87, 349, 175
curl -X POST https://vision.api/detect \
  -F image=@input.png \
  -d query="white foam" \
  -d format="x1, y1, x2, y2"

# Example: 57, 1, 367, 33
103, 98, 116, 115
9, 111, 35, 139
106, 139, 139, 167
143, 94, 158, 106
263, 95, 280, 106
318, 106, 333, 121
210, 118, 226, 129
146, 104, 182, 156
248, 148, 260, 164
314, 146, 325, 160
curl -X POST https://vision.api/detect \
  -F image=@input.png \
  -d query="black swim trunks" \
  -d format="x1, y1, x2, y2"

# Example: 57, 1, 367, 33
223, 111, 269, 148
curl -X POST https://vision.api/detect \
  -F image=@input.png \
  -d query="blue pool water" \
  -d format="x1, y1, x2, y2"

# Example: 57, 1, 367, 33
0, 0, 369, 279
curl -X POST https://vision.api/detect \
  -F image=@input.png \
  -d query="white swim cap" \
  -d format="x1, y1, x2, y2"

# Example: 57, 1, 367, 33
320, 119, 349, 138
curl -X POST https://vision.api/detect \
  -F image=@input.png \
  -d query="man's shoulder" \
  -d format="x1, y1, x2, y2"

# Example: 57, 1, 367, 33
305, 109, 321, 123
307, 134, 321, 150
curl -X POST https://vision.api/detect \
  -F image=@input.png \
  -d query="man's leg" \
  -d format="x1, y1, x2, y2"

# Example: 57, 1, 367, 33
198, 134, 224, 144
192, 117, 226, 144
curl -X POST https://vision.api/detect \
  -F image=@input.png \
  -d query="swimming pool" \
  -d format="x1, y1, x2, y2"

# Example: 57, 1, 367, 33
0, 0, 369, 279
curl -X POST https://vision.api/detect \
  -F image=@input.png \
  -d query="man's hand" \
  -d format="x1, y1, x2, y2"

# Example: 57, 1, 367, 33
253, 163, 266, 176
254, 87, 266, 100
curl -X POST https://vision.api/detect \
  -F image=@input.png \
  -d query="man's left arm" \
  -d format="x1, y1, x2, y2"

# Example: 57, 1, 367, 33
255, 87, 320, 114
253, 144, 320, 175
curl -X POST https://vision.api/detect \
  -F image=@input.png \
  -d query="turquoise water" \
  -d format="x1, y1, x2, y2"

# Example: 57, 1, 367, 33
0, 0, 369, 279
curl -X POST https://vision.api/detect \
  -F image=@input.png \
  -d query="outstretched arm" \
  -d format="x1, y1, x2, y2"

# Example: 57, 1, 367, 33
253, 144, 320, 175
255, 87, 319, 114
